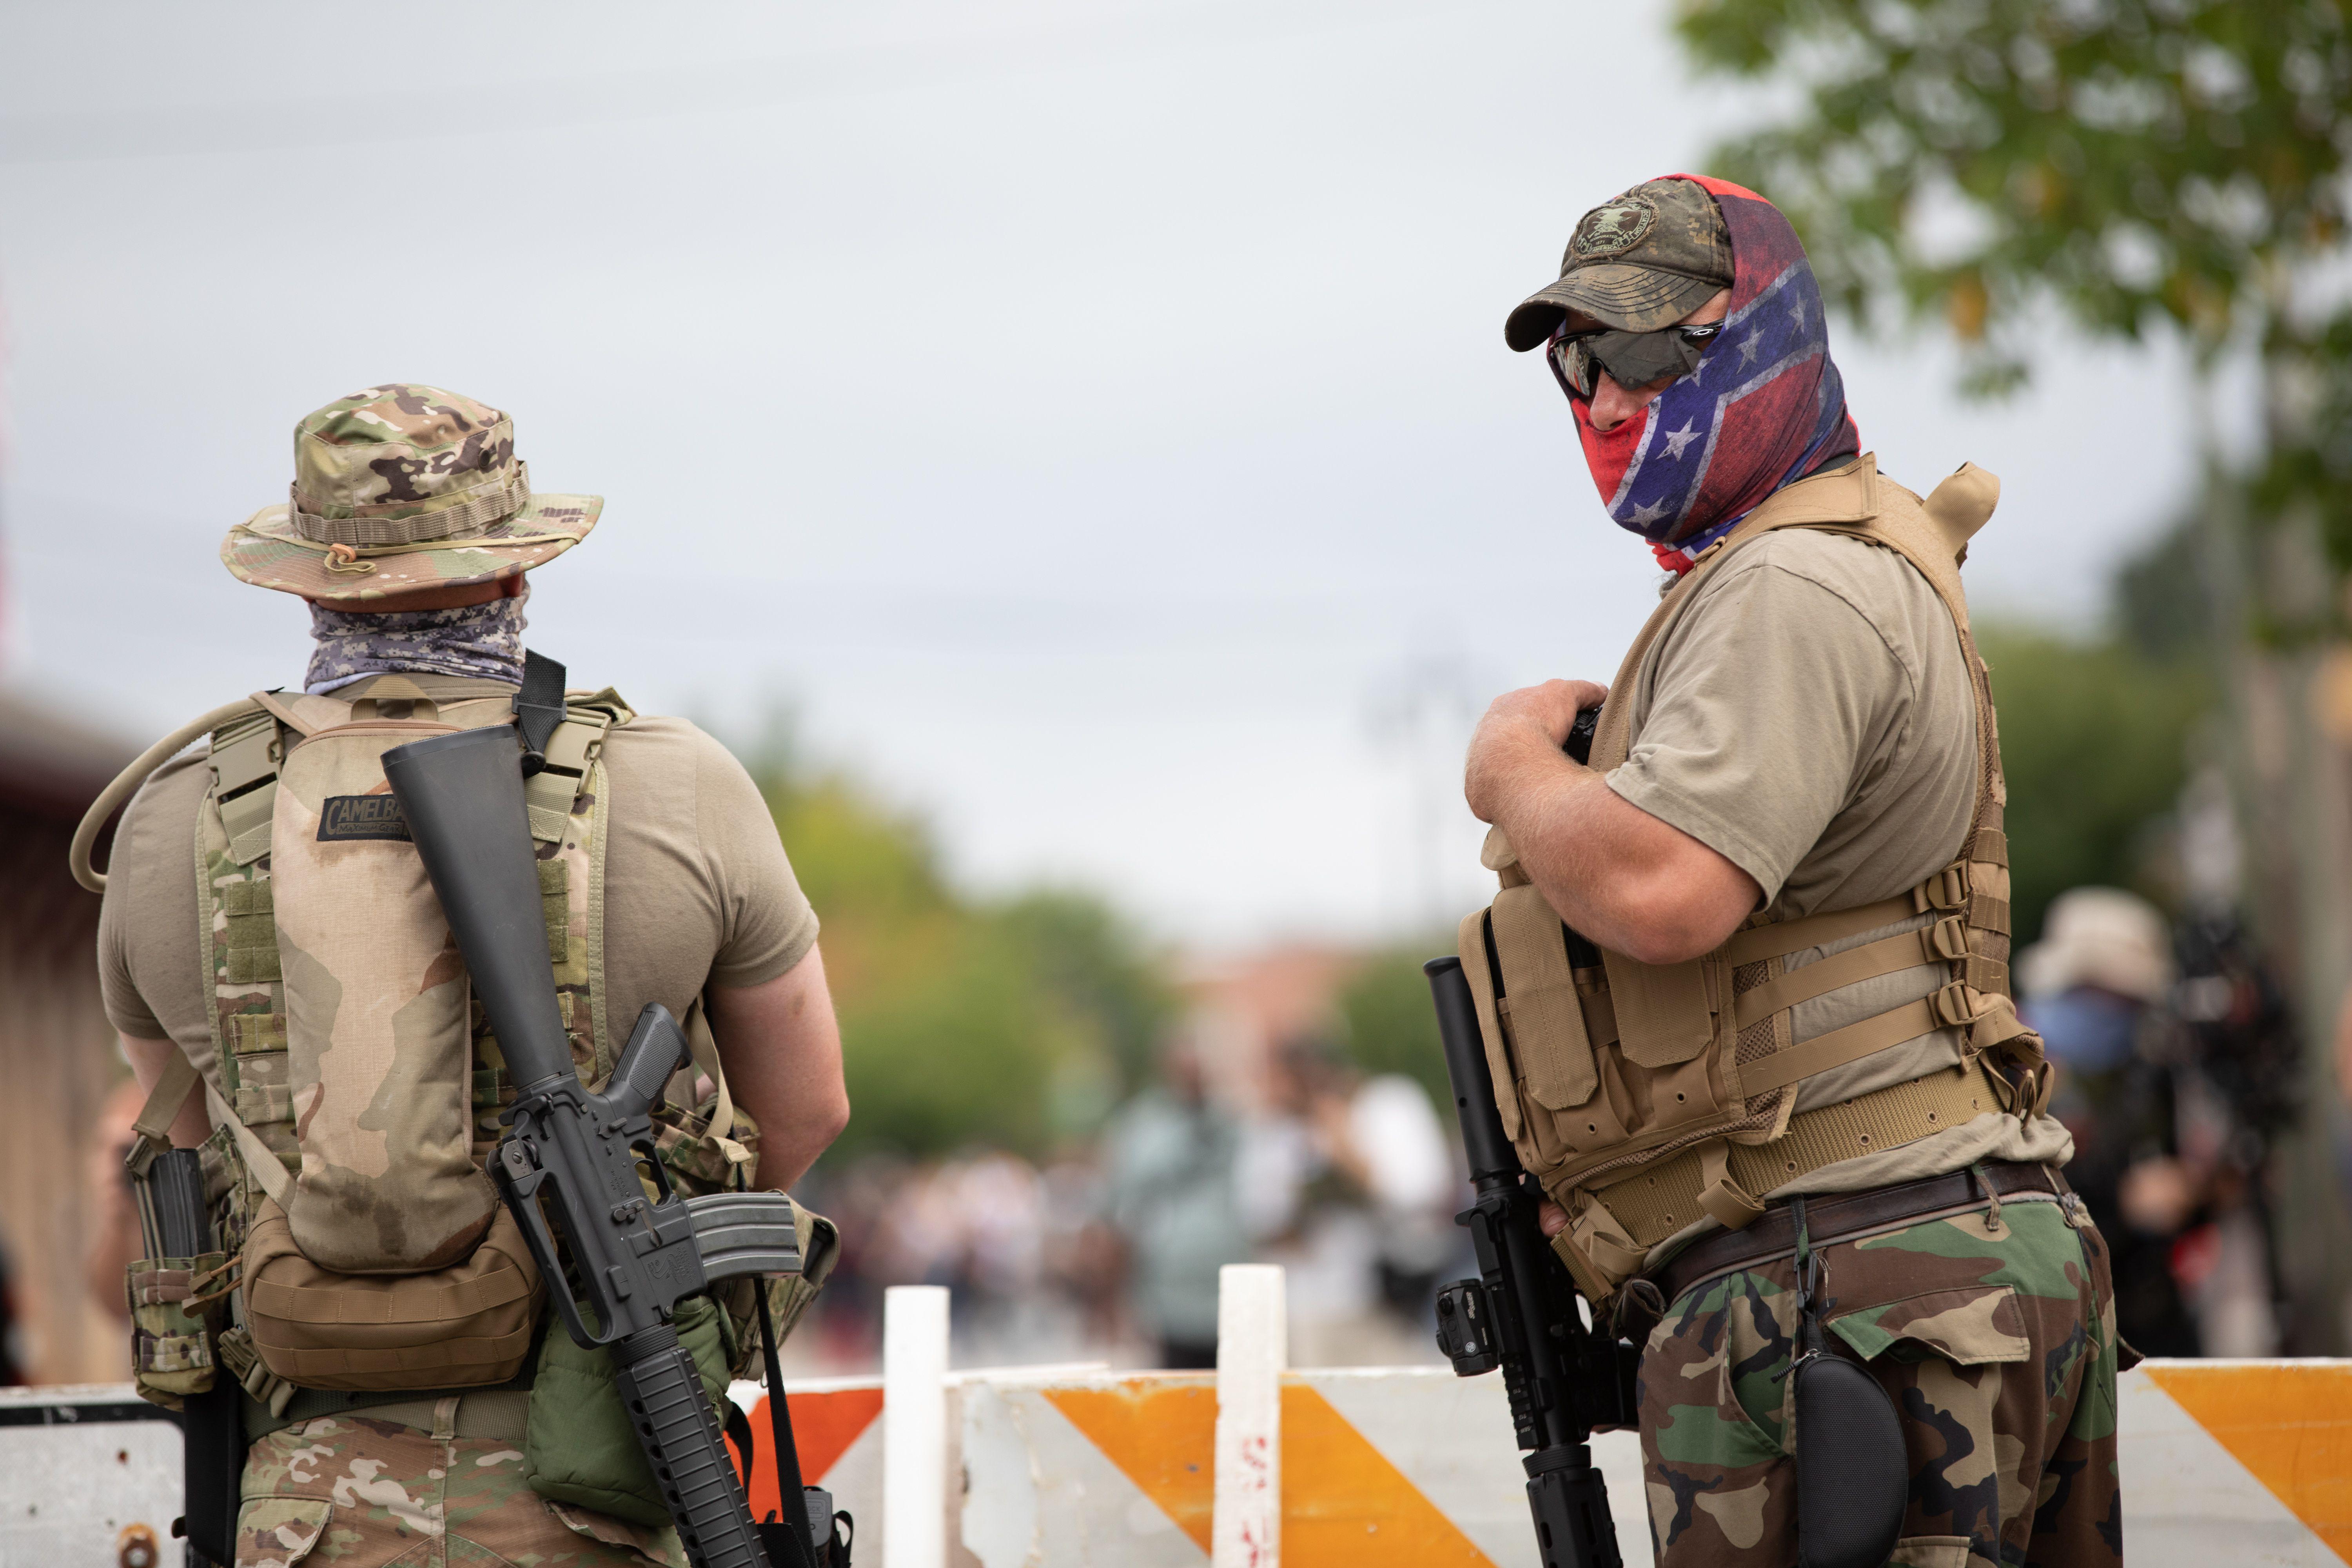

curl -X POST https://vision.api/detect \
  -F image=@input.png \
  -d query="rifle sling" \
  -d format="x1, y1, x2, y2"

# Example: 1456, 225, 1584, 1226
759, 1266, 822, 1567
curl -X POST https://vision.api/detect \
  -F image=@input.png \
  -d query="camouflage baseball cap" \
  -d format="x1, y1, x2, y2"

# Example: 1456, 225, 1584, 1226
1504, 178, 1734, 352
221, 383, 601, 604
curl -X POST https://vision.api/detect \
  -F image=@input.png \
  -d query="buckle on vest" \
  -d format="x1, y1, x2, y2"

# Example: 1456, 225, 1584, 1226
1916, 864, 1971, 913
122, 1130, 169, 1182
1930, 981, 1988, 1029
1925, 914, 1971, 963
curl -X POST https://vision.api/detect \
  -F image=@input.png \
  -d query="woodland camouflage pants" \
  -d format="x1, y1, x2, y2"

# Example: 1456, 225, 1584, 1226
1638, 1191, 2127, 1568
234, 1412, 684, 1568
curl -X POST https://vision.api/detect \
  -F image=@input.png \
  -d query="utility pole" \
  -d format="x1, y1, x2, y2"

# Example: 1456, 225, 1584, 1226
1368, 653, 1485, 937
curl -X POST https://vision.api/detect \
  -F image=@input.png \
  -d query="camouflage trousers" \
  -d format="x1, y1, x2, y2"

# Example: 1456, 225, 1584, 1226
235, 1413, 686, 1568
1639, 1190, 2126, 1568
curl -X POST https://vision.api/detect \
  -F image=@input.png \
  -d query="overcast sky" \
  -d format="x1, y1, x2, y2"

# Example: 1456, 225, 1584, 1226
0, 0, 2217, 947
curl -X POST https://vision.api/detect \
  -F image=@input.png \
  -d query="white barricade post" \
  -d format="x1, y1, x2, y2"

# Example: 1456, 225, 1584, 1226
883, 1284, 951, 1568
1213, 1264, 1286, 1568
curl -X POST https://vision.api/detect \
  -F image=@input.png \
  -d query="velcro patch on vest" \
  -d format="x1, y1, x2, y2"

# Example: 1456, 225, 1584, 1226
315, 794, 411, 842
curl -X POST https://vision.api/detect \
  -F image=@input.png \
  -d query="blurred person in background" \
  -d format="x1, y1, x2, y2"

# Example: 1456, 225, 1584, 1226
795, 1145, 1134, 1374
2165, 907, 2295, 1355
1104, 1038, 1248, 1368
1040, 1149, 1134, 1359
1238, 1038, 1451, 1365
2019, 887, 2201, 1355
789, 1154, 902, 1370
870, 1152, 1060, 1365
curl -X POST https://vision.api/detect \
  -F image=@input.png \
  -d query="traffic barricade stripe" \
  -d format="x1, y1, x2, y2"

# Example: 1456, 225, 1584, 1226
2142, 1362, 2352, 1561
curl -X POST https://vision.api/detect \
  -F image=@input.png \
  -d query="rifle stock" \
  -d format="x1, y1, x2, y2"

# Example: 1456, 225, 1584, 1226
386, 724, 804, 1568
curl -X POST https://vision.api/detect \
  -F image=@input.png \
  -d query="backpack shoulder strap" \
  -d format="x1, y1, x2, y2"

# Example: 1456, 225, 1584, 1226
119, 1036, 292, 1207
211, 702, 292, 867
122, 1050, 201, 1181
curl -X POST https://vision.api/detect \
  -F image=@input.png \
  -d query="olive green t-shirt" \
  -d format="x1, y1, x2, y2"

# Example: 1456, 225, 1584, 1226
98, 676, 819, 1064
1606, 524, 2069, 1195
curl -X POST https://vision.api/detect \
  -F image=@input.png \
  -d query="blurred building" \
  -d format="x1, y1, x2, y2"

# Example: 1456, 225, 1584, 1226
0, 688, 136, 1383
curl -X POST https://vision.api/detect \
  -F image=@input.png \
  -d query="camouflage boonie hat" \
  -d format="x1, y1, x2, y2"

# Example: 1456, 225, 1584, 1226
222, 383, 601, 604
1504, 177, 1735, 351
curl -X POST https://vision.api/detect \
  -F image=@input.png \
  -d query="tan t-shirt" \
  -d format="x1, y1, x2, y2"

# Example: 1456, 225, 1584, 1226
1606, 525, 2067, 1195
98, 675, 819, 1068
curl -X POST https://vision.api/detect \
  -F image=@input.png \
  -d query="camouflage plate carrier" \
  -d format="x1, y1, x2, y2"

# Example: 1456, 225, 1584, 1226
78, 674, 826, 1419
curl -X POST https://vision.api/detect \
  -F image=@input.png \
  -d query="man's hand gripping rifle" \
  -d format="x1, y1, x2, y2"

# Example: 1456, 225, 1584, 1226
385, 726, 808, 1568
1425, 706, 1639, 1568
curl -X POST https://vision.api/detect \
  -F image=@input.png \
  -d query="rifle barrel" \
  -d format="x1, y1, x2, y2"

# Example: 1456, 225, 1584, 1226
1425, 956, 1520, 1180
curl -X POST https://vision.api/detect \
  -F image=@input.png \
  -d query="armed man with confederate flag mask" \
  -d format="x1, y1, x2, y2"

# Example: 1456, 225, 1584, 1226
1454, 177, 2130, 1565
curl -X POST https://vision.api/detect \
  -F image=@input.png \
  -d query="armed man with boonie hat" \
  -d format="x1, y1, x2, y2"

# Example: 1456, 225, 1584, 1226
1448, 179, 2128, 1565
79, 383, 851, 1567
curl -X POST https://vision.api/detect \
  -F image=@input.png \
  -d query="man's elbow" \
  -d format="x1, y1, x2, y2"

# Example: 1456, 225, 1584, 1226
778, 1078, 850, 1152
1609, 911, 1721, 967
815, 1085, 851, 1147
1609, 867, 1757, 966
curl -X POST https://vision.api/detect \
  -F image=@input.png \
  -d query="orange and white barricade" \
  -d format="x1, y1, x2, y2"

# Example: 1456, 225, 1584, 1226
5, 1274, 2349, 1564
728, 1277, 2352, 1568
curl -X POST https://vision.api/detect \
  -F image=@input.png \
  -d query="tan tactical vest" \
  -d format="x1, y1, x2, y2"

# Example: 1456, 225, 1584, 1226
79, 674, 764, 1410
1458, 457, 2050, 1307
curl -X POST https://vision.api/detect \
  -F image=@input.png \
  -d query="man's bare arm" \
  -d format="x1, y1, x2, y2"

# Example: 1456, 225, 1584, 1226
1465, 679, 1761, 966
704, 943, 850, 1192
120, 1033, 214, 1148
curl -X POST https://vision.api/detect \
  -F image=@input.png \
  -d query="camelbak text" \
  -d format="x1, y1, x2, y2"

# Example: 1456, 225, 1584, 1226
317, 794, 412, 842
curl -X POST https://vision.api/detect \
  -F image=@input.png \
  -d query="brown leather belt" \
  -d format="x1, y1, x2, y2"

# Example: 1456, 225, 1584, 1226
1649, 1158, 2068, 1308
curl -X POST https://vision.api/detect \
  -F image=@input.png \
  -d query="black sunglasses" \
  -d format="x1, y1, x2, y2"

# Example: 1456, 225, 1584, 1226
1547, 319, 1725, 401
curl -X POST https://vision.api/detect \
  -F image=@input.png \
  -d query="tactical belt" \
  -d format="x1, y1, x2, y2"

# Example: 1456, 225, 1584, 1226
1573, 1058, 2009, 1266
1648, 1157, 2070, 1310
242, 1374, 535, 1445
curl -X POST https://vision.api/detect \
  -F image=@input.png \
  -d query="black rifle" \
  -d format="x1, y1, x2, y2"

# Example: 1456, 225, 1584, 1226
385, 724, 821, 1568
1425, 956, 1637, 1568
132, 1148, 240, 1568
1425, 704, 1634, 1568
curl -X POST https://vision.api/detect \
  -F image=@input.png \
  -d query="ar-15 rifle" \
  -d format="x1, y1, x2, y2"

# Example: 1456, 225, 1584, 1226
1425, 704, 1637, 1568
385, 725, 826, 1568
1425, 955, 1638, 1568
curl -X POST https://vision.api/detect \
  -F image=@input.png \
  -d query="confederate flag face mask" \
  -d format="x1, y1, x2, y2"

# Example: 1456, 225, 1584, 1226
1568, 176, 1860, 570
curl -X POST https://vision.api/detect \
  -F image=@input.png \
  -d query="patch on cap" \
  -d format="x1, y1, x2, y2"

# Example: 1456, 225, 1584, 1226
1570, 195, 1657, 261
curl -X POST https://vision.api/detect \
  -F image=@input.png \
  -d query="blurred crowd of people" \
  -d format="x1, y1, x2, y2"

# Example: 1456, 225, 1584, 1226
786, 1034, 1462, 1374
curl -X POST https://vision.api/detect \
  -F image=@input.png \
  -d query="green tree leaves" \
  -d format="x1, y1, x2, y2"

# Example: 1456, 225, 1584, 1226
1977, 623, 2213, 944
757, 757, 1173, 1160
1677, 0, 2352, 581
